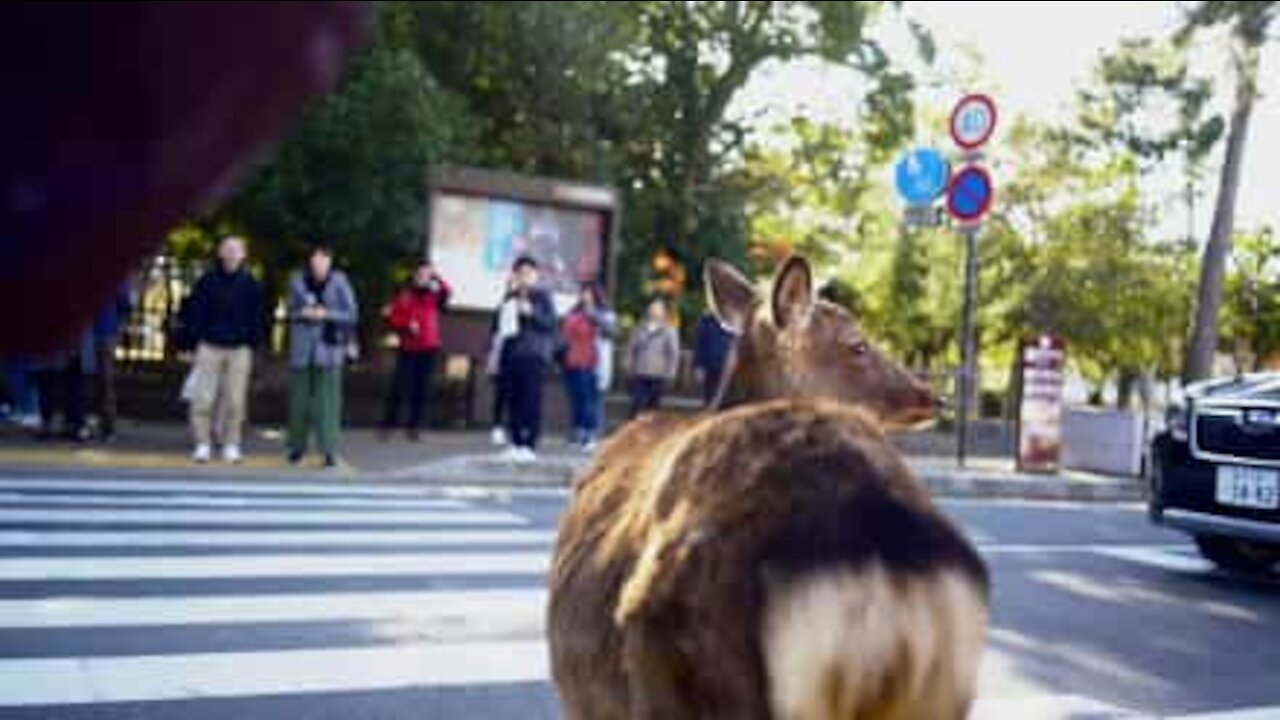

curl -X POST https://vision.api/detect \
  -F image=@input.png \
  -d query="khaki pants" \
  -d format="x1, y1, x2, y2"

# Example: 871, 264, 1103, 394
189, 344, 253, 447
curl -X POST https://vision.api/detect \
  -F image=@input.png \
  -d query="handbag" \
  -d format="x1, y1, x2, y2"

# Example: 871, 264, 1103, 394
323, 320, 353, 347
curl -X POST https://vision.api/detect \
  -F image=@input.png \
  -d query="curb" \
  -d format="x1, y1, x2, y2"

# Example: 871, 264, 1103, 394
389, 455, 1146, 503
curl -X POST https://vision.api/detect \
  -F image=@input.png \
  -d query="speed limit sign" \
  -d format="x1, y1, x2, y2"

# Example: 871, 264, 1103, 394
950, 94, 997, 150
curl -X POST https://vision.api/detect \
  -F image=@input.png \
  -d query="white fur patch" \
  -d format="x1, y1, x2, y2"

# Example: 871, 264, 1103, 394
763, 565, 987, 720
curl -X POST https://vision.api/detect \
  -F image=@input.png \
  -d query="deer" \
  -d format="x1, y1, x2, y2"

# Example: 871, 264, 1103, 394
546, 256, 990, 720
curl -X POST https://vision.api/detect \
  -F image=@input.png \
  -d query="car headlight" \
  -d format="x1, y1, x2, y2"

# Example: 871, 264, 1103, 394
1167, 403, 1189, 442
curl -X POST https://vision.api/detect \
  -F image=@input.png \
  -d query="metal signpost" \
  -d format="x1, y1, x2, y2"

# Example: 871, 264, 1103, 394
947, 94, 997, 468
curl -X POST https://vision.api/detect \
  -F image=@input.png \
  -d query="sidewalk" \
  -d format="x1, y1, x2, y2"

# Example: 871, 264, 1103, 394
385, 446, 1144, 503
0, 421, 1145, 502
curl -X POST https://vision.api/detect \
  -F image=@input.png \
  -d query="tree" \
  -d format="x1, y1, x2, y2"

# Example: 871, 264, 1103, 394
614, 1, 924, 296
215, 1, 477, 332
1222, 228, 1280, 370
1180, 0, 1277, 381
403, 2, 929, 316
985, 116, 1198, 405
410, 1, 634, 180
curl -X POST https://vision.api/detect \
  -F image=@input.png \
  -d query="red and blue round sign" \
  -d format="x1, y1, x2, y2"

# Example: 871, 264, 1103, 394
950, 94, 998, 150
947, 164, 994, 222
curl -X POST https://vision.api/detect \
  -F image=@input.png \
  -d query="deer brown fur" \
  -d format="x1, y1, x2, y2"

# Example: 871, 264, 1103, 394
547, 257, 989, 720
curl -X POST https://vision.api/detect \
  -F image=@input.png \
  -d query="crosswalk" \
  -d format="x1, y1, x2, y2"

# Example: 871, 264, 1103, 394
0, 475, 556, 712
0, 474, 1271, 719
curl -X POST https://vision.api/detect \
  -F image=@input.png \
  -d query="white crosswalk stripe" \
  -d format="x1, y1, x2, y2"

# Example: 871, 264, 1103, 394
0, 475, 1263, 717
0, 528, 556, 548
0, 506, 525, 526
0, 476, 552, 709
0, 490, 471, 509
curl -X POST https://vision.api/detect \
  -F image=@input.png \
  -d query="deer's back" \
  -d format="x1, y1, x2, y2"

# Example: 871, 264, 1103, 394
548, 400, 987, 720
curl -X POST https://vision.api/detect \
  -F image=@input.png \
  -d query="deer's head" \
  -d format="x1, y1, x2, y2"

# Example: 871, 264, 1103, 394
706, 256, 935, 429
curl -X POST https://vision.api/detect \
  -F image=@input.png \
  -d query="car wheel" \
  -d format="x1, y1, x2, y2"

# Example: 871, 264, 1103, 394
1194, 535, 1280, 574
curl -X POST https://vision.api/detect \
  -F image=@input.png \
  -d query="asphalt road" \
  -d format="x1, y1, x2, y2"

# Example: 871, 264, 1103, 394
0, 470, 1274, 720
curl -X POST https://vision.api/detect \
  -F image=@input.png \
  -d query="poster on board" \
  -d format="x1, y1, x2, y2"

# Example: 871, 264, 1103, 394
429, 192, 608, 313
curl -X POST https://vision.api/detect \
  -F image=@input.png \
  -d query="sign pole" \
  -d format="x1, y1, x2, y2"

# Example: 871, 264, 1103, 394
957, 224, 979, 469
946, 92, 997, 470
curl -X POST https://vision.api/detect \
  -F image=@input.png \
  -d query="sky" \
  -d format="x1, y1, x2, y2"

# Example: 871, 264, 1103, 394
735, 1, 1280, 240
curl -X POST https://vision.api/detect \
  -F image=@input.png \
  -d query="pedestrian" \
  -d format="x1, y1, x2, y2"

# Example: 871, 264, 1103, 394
594, 297, 618, 438
183, 236, 264, 464
693, 309, 736, 407
32, 330, 93, 442
486, 274, 517, 446
286, 244, 358, 468
559, 283, 611, 450
497, 256, 555, 462
92, 281, 133, 442
380, 260, 451, 441
626, 297, 680, 418
3, 358, 40, 429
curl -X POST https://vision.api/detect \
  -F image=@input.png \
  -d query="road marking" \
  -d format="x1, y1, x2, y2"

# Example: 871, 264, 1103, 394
0, 587, 548, 631
0, 639, 550, 706
0, 551, 550, 580
0, 491, 469, 510
1093, 546, 1215, 574
0, 478, 441, 498
2, 642, 1241, 716
0, 507, 525, 526
969, 693, 1140, 718
0, 528, 556, 548
1172, 708, 1280, 719
977, 543, 1189, 555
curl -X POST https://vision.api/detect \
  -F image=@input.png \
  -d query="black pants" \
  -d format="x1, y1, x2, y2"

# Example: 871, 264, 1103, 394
381, 351, 437, 431
36, 358, 85, 435
629, 376, 665, 418
504, 355, 545, 449
95, 340, 118, 436
490, 373, 507, 427
702, 367, 723, 407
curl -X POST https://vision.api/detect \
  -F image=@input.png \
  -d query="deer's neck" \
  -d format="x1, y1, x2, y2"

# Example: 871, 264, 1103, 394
710, 347, 780, 411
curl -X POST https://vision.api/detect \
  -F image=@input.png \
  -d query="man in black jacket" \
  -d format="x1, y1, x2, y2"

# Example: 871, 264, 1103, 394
183, 236, 264, 464
497, 256, 556, 461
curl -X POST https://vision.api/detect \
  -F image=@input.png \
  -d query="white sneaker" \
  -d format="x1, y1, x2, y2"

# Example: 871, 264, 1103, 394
517, 447, 538, 463
582, 441, 599, 453
490, 427, 508, 446
192, 444, 212, 464
222, 444, 243, 465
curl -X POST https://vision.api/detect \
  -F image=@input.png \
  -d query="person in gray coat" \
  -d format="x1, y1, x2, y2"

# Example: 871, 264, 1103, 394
627, 297, 680, 418
286, 245, 358, 468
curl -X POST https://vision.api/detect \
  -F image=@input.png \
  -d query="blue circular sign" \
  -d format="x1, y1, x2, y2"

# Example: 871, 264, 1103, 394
947, 165, 994, 222
894, 148, 950, 205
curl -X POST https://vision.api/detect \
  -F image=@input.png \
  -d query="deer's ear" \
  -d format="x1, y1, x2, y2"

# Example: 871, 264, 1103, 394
771, 256, 813, 328
704, 259, 754, 333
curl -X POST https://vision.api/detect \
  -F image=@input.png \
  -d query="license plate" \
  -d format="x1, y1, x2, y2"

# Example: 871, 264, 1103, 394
1215, 465, 1280, 510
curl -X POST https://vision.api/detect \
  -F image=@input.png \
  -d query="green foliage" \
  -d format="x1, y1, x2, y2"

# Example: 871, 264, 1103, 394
596, 1, 921, 314
1223, 228, 1280, 369
211, 1, 478, 331
1075, 37, 1222, 170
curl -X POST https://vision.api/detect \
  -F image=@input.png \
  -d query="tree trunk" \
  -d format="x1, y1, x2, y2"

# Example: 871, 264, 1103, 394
1183, 41, 1260, 383
1116, 368, 1138, 410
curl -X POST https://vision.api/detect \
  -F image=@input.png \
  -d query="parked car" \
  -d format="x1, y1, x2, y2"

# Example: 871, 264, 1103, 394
1149, 372, 1280, 573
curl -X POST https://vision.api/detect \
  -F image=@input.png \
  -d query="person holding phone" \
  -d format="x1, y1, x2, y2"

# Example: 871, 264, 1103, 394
380, 260, 451, 440
498, 256, 555, 462
286, 245, 358, 468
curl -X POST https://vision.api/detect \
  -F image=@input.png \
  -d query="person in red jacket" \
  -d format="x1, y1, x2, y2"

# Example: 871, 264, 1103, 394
380, 261, 451, 440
